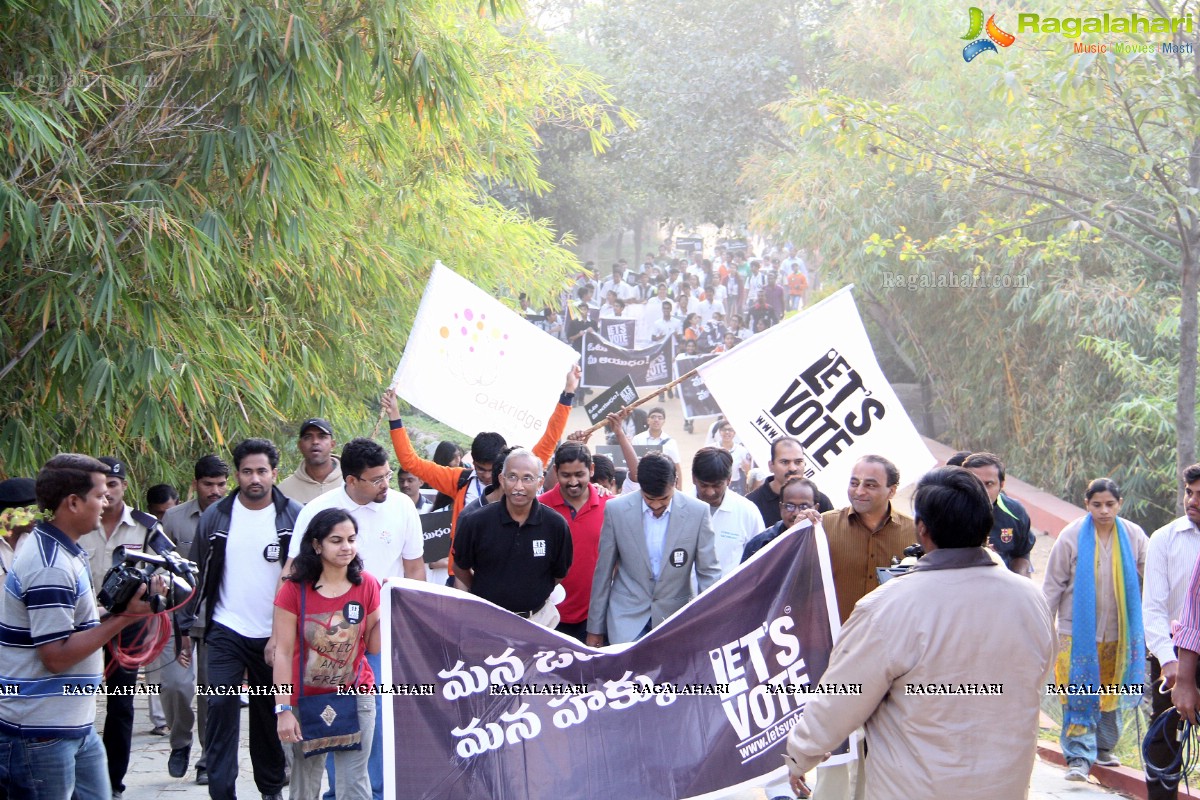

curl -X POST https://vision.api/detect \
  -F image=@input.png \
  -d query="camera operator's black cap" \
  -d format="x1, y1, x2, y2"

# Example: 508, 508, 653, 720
299, 418, 333, 437
0, 477, 36, 512
98, 456, 128, 482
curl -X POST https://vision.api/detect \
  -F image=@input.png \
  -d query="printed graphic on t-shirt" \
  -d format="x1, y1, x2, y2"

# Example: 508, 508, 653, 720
303, 607, 364, 689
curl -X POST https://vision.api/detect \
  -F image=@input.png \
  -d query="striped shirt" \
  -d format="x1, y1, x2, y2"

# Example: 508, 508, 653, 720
1146, 516, 1200, 663
0, 523, 103, 737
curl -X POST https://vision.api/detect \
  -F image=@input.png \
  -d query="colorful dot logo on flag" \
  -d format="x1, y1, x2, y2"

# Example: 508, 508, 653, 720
436, 308, 511, 387
962, 7, 1015, 62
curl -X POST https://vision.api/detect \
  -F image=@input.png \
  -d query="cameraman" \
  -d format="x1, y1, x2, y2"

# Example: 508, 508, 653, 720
785, 467, 1054, 799
78, 456, 160, 798
0, 454, 161, 800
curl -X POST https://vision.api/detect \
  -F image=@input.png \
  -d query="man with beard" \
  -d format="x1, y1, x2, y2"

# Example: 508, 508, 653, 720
454, 449, 572, 628
187, 439, 301, 800
745, 438, 834, 526
281, 437, 424, 800
539, 442, 611, 642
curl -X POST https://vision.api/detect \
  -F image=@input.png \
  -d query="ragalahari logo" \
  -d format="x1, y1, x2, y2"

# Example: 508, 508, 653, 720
962, 7, 1016, 62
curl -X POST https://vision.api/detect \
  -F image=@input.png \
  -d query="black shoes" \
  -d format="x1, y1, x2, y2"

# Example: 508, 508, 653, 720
196, 766, 209, 785
168, 746, 190, 778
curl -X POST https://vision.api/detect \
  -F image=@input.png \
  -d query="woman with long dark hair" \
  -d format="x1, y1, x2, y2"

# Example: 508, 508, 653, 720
273, 508, 381, 799
1043, 478, 1148, 782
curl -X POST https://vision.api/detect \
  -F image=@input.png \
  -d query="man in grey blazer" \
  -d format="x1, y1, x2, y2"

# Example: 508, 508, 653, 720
585, 453, 721, 645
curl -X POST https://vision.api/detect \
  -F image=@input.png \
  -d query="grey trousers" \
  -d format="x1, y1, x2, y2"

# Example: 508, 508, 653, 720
148, 640, 197, 751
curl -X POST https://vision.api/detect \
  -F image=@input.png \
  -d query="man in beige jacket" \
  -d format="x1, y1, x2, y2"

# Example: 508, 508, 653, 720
786, 466, 1055, 799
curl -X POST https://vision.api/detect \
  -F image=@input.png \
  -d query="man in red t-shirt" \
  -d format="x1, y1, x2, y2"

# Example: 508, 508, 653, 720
538, 442, 611, 642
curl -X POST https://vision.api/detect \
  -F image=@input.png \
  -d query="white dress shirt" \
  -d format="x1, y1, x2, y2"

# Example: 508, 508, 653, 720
1143, 515, 1200, 664
642, 499, 672, 579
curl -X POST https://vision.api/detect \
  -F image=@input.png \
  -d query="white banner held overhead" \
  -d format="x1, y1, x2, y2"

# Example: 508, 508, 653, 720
391, 263, 579, 444
697, 287, 934, 495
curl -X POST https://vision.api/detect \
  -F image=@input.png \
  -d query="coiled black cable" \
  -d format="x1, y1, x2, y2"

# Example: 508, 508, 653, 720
1143, 707, 1198, 791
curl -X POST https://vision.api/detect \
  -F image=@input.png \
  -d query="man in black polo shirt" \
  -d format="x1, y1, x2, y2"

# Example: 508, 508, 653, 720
453, 448, 572, 627
745, 437, 833, 526
962, 452, 1034, 577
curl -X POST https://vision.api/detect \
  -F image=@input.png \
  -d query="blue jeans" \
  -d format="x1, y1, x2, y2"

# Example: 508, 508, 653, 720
0, 728, 110, 800
1061, 707, 1121, 766
323, 651, 383, 800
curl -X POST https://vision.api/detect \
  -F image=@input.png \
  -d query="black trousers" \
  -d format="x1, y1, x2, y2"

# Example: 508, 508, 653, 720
101, 620, 145, 794
1147, 656, 1180, 800
204, 622, 285, 800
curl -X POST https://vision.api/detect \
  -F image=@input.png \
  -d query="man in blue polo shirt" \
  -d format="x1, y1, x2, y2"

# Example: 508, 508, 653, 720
0, 453, 159, 800
963, 452, 1034, 577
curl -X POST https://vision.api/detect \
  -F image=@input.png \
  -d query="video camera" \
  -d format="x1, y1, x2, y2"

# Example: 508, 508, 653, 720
97, 526, 198, 614
875, 543, 926, 585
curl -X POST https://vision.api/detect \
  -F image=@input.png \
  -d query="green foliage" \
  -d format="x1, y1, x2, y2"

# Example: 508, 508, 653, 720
505, 0, 835, 244
751, 0, 1200, 526
0, 0, 617, 486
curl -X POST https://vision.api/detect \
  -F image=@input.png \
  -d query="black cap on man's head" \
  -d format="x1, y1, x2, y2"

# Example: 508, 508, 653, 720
299, 418, 334, 437
98, 456, 128, 481
0, 477, 37, 512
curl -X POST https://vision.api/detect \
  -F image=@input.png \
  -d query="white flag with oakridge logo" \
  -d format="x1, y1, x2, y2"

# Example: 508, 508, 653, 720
391, 262, 579, 443
696, 286, 934, 494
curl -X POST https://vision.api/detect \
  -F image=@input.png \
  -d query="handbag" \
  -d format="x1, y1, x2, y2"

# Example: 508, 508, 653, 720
295, 584, 364, 757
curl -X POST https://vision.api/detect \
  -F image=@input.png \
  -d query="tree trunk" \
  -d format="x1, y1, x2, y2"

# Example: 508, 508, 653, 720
632, 217, 643, 266
1179, 252, 1199, 513
613, 229, 624, 263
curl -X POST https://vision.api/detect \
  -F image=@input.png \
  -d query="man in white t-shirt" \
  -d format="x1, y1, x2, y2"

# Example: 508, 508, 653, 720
281, 437, 424, 800
631, 407, 682, 489
188, 438, 301, 800
691, 447, 765, 578
650, 300, 681, 343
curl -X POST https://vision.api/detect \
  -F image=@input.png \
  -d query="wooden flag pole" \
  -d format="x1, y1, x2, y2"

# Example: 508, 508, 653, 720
371, 383, 399, 440
577, 368, 700, 438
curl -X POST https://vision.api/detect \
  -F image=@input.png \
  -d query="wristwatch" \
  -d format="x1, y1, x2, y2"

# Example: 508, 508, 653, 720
274, 704, 293, 715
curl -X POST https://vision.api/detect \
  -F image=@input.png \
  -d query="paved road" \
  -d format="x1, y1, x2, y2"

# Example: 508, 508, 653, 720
112, 694, 1118, 799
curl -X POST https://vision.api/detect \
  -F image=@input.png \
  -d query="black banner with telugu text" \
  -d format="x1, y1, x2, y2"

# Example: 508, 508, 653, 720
581, 331, 675, 389
382, 525, 840, 800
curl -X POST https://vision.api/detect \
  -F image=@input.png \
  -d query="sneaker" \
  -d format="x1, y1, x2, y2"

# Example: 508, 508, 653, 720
168, 746, 190, 778
149, 724, 170, 736
1095, 750, 1121, 767
195, 767, 209, 786
1065, 759, 1089, 781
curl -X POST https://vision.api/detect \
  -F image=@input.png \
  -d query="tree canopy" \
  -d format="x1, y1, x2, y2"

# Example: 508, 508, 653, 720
750, 0, 1199, 523
0, 0, 618, 484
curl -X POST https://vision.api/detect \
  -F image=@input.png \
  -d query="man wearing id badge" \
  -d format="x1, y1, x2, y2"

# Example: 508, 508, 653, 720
187, 438, 302, 800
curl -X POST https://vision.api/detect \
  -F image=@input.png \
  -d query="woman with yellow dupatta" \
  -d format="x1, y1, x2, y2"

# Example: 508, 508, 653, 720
1043, 478, 1148, 782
